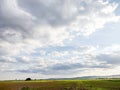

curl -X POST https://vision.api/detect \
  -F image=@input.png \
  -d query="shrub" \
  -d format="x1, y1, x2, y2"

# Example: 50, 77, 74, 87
25, 78, 31, 81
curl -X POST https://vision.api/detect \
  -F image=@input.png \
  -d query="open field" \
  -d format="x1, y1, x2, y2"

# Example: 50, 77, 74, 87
0, 79, 120, 90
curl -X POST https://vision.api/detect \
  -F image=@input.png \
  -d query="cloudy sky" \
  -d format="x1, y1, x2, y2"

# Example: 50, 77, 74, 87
0, 0, 120, 80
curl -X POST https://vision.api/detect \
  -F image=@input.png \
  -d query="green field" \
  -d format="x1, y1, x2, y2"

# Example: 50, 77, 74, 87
0, 79, 120, 90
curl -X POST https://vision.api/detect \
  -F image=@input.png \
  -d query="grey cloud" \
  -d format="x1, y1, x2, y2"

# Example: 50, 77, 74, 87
0, 58, 8, 63
50, 62, 109, 71
0, 0, 120, 77
50, 63, 83, 70
15, 57, 29, 63
0, 0, 35, 43
0, 0, 34, 27
17, 0, 106, 27
96, 53, 120, 65
0, 0, 119, 44
0, 56, 16, 63
18, 0, 78, 26
15, 61, 109, 75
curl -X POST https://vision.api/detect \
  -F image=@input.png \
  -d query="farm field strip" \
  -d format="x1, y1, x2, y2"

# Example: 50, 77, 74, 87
0, 79, 120, 90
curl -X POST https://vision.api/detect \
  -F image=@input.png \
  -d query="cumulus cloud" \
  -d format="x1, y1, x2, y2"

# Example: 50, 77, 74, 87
0, 0, 119, 43
0, 45, 110, 75
0, 0, 120, 78
16, 45, 120, 75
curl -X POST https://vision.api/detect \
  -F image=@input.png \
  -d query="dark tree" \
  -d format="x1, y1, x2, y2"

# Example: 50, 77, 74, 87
25, 78, 31, 81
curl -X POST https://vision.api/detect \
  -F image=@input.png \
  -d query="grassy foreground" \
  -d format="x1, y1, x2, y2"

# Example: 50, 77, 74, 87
0, 79, 120, 90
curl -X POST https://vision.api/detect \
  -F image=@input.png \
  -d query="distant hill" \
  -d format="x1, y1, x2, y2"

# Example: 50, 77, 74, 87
47, 75, 120, 80
101, 75, 120, 79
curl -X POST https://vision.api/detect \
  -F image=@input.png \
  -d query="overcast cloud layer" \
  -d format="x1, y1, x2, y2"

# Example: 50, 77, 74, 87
0, 0, 120, 80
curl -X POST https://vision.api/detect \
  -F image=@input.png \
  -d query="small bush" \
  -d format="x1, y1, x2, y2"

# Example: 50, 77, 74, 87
25, 78, 31, 81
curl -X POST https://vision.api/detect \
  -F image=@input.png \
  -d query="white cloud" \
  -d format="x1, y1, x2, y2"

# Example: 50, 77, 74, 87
0, 0, 120, 79
0, 44, 120, 77
0, 0, 119, 45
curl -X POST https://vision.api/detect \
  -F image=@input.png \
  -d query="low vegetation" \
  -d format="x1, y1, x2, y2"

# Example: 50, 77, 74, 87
0, 79, 120, 90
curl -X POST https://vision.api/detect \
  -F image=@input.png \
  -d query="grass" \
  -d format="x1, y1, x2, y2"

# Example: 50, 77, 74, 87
0, 79, 120, 90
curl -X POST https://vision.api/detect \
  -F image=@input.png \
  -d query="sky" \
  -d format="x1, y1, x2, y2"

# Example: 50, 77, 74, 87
0, 0, 120, 80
